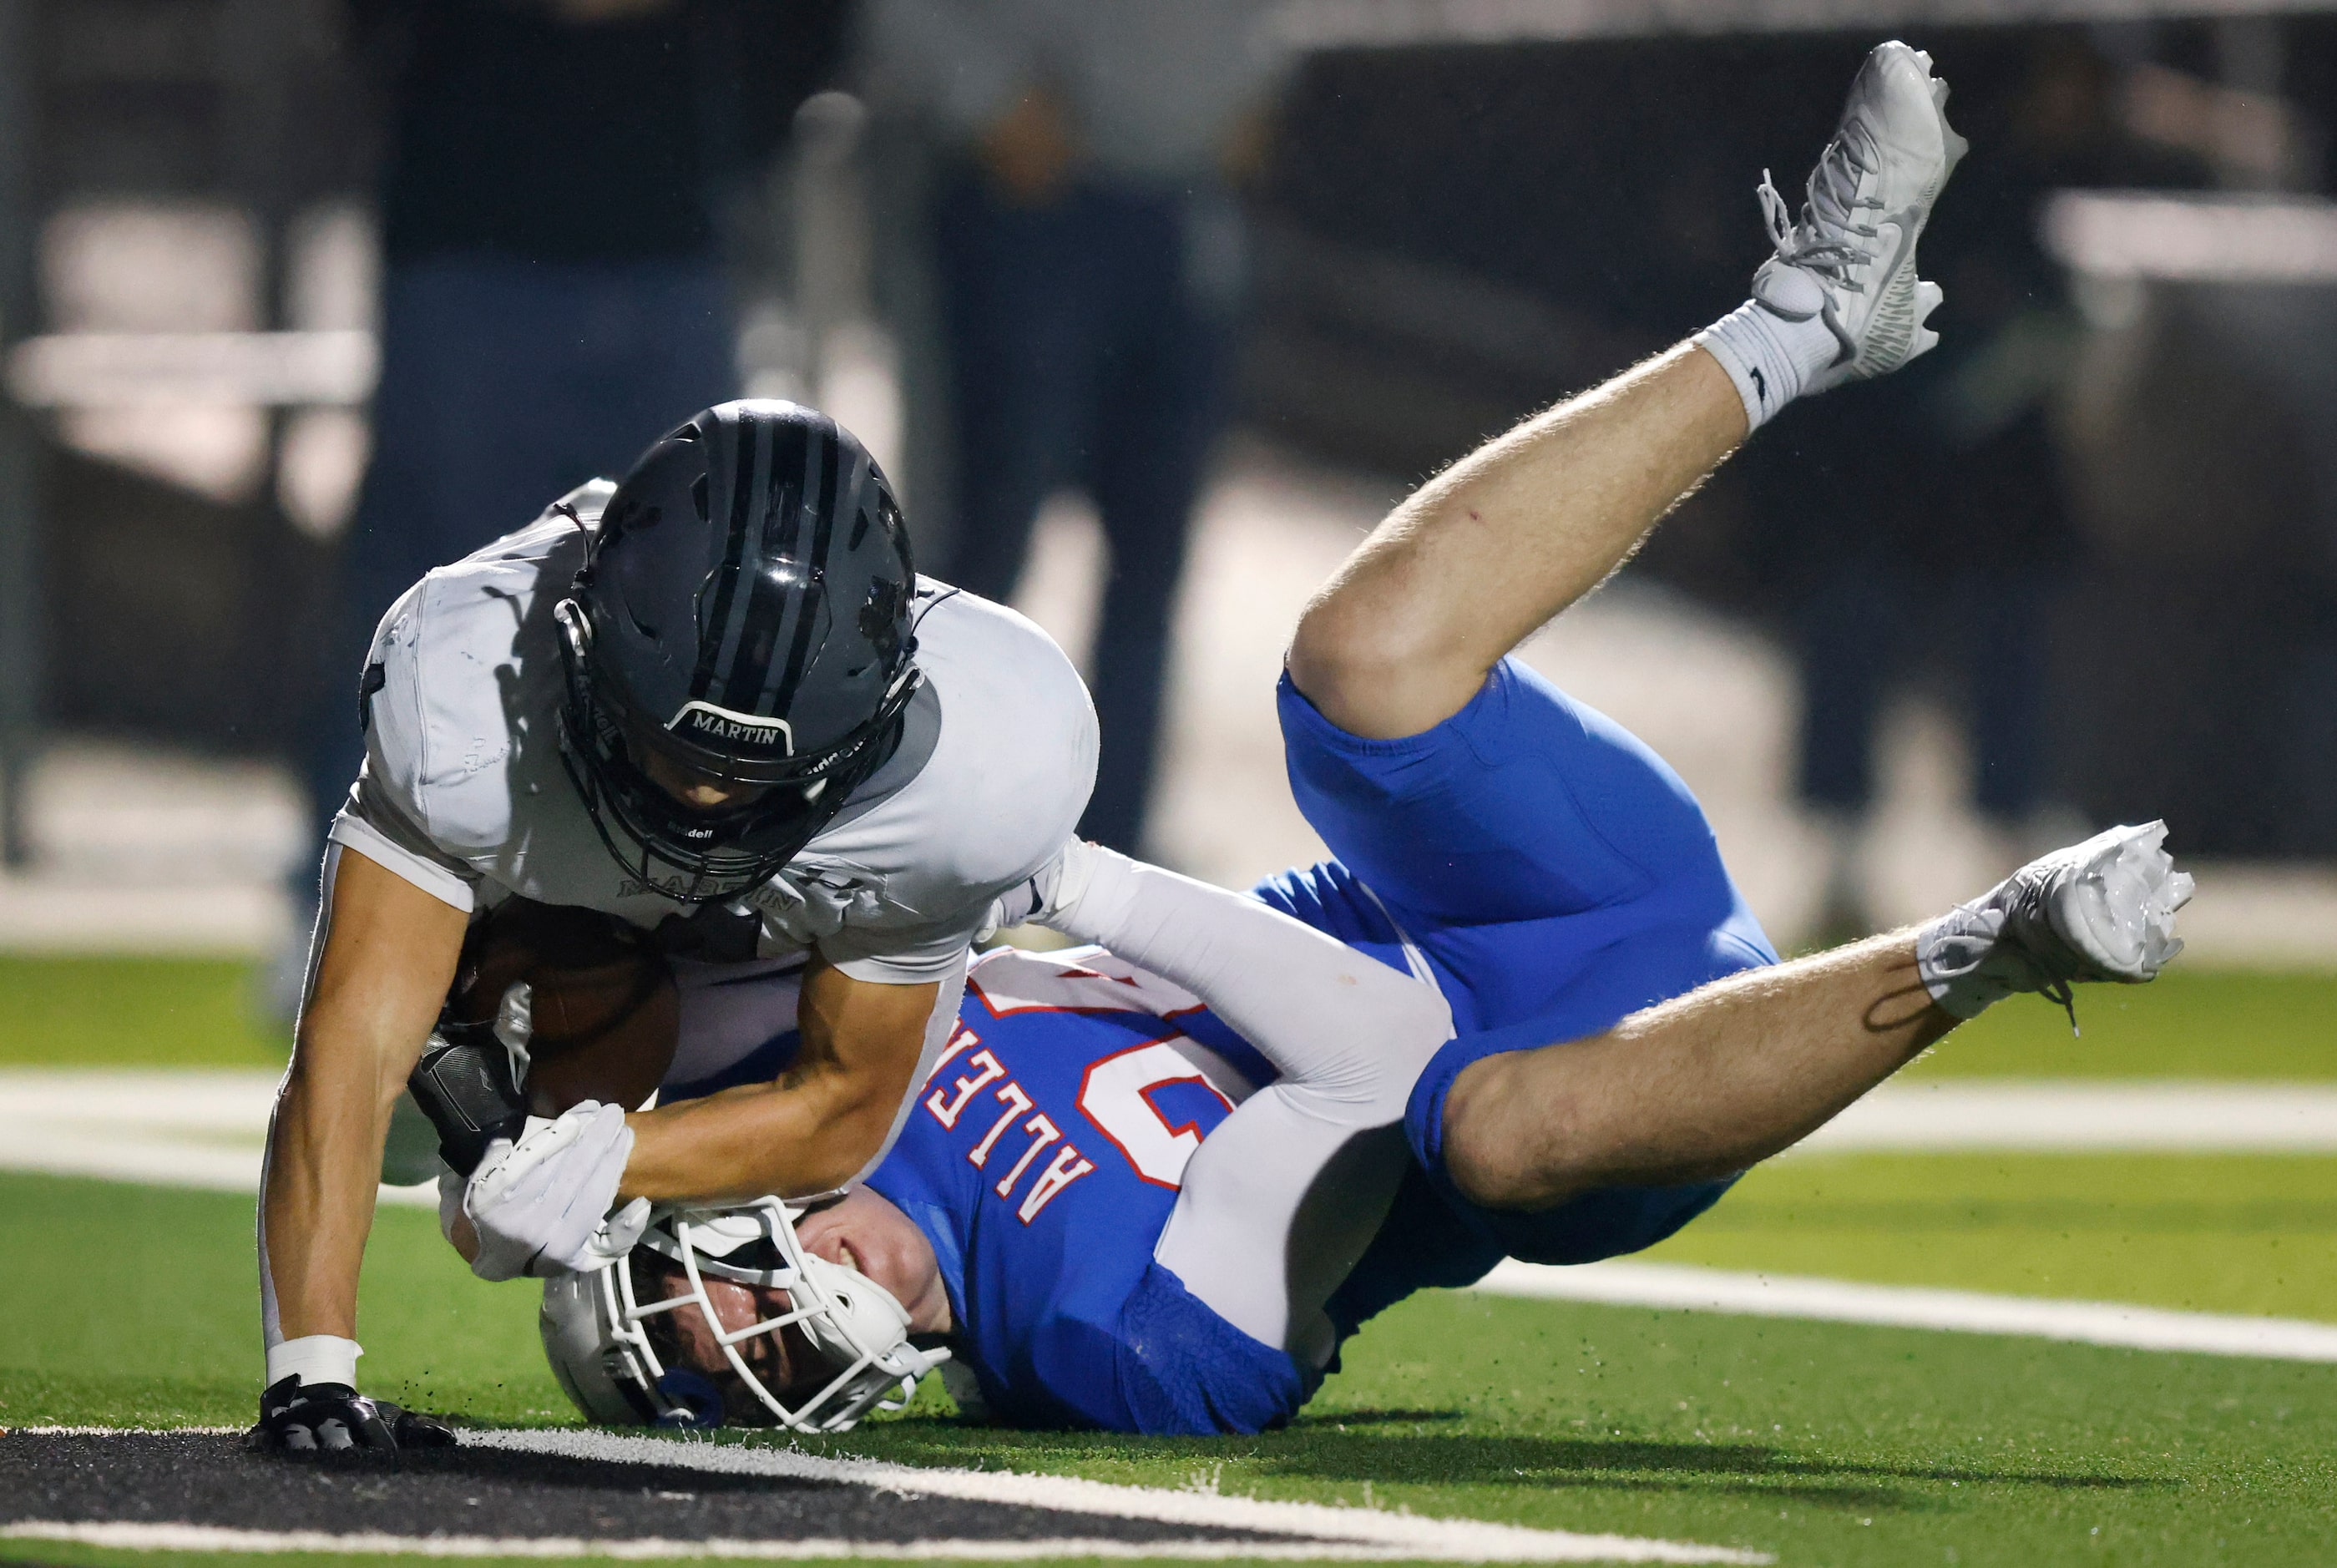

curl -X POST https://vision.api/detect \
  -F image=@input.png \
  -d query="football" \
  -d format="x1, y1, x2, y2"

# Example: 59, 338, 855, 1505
445, 898, 679, 1115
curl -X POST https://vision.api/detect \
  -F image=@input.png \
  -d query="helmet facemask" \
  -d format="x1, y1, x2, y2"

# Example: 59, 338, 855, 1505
554, 597, 919, 906
551, 1196, 948, 1434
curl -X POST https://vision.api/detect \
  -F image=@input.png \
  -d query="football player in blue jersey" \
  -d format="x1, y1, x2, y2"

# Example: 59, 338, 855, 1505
530, 43, 2189, 1436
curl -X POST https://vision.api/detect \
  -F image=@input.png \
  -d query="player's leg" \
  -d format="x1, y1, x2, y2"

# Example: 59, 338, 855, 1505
1260, 44, 1965, 991
1289, 342, 1746, 741
1442, 824, 2192, 1209
1289, 42, 1965, 743
933, 176, 1096, 604
1079, 195, 1232, 853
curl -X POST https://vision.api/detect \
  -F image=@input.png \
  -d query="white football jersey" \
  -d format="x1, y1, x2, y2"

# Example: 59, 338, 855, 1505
328, 485, 1098, 985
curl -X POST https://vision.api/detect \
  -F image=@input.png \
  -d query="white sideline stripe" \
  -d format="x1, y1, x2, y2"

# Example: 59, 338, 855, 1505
463, 1430, 1763, 1564
1794, 1080, 2337, 1153
1476, 1260, 2337, 1363
0, 1070, 435, 1207
0, 1129, 438, 1209
20, 1073, 2337, 1179
13, 1426, 245, 1434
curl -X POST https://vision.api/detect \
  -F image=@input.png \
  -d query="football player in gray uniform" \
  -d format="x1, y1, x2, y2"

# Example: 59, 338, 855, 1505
253, 402, 1096, 1451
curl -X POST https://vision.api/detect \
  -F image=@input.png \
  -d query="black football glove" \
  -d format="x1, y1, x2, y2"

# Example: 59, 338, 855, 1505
248, 1374, 456, 1453
407, 1023, 530, 1177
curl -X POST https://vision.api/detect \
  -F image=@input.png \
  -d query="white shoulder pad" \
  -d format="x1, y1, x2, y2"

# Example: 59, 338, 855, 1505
359, 521, 583, 858
903, 586, 1099, 894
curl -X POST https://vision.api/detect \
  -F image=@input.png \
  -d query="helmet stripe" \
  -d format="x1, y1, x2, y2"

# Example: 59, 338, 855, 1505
767, 430, 843, 714
720, 414, 812, 709
687, 412, 765, 701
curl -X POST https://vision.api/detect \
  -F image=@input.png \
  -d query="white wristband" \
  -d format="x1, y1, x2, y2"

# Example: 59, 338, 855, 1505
266, 1333, 362, 1388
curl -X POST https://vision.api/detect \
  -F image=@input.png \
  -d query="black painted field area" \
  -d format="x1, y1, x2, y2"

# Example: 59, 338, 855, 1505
0, 1431, 1286, 1550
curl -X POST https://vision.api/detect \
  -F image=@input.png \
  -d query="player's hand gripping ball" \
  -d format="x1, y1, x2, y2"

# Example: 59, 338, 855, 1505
248, 1375, 455, 1454
463, 1102, 652, 1281
449, 898, 680, 1114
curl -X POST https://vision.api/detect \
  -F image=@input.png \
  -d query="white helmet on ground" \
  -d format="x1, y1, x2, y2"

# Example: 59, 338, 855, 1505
540, 1195, 948, 1433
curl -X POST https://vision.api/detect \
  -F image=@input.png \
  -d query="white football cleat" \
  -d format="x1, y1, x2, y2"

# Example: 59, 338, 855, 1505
1753, 40, 1967, 391
1918, 821, 2193, 1029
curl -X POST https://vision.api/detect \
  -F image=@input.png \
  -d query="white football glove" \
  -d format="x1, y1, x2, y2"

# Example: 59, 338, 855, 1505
1917, 821, 2193, 1029
461, 1101, 651, 1282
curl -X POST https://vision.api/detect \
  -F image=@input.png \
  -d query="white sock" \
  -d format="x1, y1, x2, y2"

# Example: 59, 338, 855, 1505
1695, 286, 1844, 432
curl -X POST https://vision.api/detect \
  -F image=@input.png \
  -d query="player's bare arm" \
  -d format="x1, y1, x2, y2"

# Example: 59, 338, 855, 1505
262, 847, 467, 1345
250, 847, 470, 1451
620, 963, 940, 1201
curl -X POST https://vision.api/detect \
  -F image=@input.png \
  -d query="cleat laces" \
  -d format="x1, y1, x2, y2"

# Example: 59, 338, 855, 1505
1757, 113, 1884, 291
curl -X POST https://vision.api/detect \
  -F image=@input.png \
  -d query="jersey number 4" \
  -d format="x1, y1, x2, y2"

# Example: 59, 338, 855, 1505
1077, 1040, 1240, 1190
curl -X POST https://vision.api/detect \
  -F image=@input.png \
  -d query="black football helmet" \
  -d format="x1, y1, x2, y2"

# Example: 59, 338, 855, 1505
554, 402, 920, 904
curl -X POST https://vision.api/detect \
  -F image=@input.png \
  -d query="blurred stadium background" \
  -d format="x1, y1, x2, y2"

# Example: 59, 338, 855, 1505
7, 0, 2337, 963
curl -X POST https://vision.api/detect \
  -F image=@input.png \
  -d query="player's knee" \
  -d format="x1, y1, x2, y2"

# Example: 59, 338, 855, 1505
1441, 1054, 1571, 1210
1287, 592, 1383, 714
1288, 594, 1469, 742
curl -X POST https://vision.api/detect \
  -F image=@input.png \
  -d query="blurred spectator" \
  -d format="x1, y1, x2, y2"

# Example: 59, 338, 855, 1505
291, 0, 842, 966
864, 0, 1289, 855
1750, 33, 2208, 936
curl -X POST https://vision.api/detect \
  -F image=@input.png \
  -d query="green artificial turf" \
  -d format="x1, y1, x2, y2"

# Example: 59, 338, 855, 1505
1904, 969, 2337, 1080
1646, 1152, 2337, 1321
7, 1170, 2337, 1565
4, 960, 2334, 1564
809, 1292, 2337, 1567
0, 1174, 561, 1429
0, 956, 288, 1068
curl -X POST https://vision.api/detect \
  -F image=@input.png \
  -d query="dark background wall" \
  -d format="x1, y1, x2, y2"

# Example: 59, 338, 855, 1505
19, 4, 2337, 855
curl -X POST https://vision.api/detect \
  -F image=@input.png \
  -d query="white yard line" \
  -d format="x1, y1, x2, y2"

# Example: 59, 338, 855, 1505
1793, 1080, 2337, 1153
467, 1429, 1760, 1564
10, 1069, 2337, 1216
0, 1068, 436, 1208
1475, 1260, 2337, 1362
0, 1521, 1755, 1563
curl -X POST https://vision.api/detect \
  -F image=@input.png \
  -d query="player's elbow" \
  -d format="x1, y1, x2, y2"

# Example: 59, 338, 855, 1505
283, 1012, 421, 1129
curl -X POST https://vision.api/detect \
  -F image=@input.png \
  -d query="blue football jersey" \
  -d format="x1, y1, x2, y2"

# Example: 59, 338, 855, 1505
863, 943, 1311, 1434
